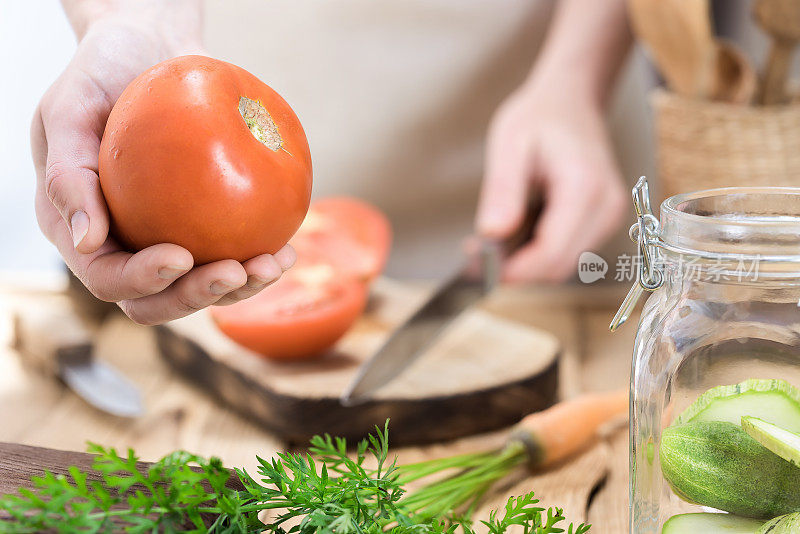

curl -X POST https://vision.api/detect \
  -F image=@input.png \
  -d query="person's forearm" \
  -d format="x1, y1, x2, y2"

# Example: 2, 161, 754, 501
529, 0, 632, 106
61, 0, 203, 52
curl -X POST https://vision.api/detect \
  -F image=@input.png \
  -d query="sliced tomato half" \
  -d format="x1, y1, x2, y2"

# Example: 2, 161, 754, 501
210, 264, 368, 360
290, 197, 392, 280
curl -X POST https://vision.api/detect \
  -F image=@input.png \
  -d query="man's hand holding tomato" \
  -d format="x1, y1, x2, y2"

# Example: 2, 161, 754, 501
33, 0, 297, 325
476, 0, 632, 283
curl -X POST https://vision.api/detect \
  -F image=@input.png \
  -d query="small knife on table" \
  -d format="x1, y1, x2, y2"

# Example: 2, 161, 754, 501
12, 300, 143, 418
340, 203, 539, 406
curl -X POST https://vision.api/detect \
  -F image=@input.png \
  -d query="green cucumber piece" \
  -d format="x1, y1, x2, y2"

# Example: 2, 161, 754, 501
662, 513, 763, 534
758, 512, 800, 533
660, 421, 800, 518
743, 417, 800, 468
676, 379, 800, 432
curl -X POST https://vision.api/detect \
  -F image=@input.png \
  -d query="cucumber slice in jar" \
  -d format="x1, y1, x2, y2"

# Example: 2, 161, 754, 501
662, 513, 764, 533
742, 417, 800, 468
757, 512, 800, 533
675, 379, 800, 432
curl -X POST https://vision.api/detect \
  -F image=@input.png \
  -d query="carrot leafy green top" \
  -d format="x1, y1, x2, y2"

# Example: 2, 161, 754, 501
0, 421, 590, 534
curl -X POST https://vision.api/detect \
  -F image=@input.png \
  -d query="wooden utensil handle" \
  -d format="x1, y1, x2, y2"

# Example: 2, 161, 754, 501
761, 40, 796, 105
12, 302, 93, 375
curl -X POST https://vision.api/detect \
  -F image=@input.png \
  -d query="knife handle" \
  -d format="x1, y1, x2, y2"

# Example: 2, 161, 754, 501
480, 196, 542, 288
501, 195, 542, 255
12, 300, 93, 376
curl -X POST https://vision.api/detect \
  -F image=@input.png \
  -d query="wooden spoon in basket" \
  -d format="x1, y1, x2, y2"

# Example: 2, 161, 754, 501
629, 0, 756, 104
753, 0, 800, 105
628, 0, 717, 98
712, 40, 758, 105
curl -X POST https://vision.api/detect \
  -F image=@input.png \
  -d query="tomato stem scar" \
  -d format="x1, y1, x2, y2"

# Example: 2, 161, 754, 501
238, 96, 283, 151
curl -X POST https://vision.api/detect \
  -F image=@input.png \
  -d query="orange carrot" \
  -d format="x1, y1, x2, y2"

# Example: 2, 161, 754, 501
398, 389, 629, 519
510, 388, 629, 468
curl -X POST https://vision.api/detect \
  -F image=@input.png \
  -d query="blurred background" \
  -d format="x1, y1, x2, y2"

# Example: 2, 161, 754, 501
6, 1, 795, 280
0, 0, 662, 281
1, 2, 75, 277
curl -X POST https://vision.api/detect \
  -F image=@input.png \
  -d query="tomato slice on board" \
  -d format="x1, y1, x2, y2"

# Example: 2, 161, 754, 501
291, 197, 392, 280
212, 197, 389, 360
210, 264, 368, 360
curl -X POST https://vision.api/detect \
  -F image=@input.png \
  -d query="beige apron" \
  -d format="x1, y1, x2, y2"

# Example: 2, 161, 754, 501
204, 0, 655, 279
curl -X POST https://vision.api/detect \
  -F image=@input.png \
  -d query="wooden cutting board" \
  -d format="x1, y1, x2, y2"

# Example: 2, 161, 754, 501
156, 278, 560, 445
0, 442, 244, 526
0, 442, 245, 496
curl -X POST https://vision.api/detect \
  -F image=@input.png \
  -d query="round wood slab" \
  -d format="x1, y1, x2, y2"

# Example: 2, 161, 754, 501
156, 279, 559, 445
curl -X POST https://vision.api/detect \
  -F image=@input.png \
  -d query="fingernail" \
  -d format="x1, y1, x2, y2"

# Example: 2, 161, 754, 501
158, 266, 189, 280
210, 280, 236, 295
274, 247, 297, 271
246, 274, 268, 288
70, 210, 89, 249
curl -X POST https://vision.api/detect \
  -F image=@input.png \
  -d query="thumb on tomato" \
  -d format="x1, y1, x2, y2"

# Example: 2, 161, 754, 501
35, 96, 111, 255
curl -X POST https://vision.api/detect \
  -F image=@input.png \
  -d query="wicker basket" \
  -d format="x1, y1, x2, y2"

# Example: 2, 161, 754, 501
653, 90, 800, 199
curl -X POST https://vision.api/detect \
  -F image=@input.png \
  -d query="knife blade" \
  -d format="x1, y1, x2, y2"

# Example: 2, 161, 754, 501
340, 202, 539, 406
340, 243, 500, 406
13, 299, 144, 417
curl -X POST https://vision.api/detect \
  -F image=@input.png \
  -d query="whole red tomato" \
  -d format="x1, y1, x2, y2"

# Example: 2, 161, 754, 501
99, 55, 312, 265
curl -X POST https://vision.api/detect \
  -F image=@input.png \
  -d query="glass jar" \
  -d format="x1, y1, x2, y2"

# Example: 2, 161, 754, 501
617, 178, 800, 534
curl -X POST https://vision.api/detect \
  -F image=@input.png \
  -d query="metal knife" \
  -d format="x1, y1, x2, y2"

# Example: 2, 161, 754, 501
340, 203, 539, 406
13, 299, 144, 417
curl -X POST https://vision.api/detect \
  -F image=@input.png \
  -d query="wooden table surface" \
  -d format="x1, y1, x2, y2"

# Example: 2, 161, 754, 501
0, 280, 638, 533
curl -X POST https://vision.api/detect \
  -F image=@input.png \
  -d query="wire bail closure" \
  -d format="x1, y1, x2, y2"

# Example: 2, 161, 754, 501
609, 177, 664, 331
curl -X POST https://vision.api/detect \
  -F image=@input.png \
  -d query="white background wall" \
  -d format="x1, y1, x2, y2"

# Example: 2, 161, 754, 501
0, 1, 75, 274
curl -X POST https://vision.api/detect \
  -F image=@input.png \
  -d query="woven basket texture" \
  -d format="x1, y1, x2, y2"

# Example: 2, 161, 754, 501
653, 90, 800, 199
